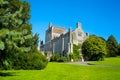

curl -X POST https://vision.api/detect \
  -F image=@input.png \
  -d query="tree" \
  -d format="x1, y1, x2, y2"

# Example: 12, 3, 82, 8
0, 0, 48, 70
118, 44, 120, 55
107, 35, 118, 57
82, 35, 107, 61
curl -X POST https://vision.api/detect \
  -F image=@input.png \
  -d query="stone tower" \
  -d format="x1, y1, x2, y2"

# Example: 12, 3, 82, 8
76, 22, 82, 29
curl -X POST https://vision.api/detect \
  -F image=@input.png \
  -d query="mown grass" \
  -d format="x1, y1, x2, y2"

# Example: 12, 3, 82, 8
89, 56, 120, 66
0, 57, 120, 80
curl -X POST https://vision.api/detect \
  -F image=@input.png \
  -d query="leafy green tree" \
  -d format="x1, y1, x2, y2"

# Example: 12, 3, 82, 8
107, 35, 118, 57
82, 35, 107, 61
0, 0, 48, 70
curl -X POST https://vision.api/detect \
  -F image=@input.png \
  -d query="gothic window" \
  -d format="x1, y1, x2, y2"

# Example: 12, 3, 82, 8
78, 31, 82, 37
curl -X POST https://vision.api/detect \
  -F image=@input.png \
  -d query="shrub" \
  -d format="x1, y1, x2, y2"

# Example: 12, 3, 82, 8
13, 52, 48, 70
69, 53, 74, 61
50, 53, 68, 62
58, 56, 68, 62
50, 53, 60, 62
0, 59, 13, 70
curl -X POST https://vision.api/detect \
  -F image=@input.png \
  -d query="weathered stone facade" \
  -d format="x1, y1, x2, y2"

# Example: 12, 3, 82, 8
40, 22, 89, 58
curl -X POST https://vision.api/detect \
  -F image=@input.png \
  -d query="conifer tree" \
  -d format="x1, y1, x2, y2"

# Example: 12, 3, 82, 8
0, 0, 48, 70
107, 35, 119, 57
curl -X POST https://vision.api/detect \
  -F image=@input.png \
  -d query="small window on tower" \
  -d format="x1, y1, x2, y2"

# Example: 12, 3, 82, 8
78, 31, 82, 36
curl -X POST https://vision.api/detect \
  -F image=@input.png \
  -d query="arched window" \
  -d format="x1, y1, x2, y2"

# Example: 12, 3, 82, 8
78, 31, 82, 36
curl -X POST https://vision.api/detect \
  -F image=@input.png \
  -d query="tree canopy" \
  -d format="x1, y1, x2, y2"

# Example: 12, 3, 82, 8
107, 35, 119, 57
82, 35, 107, 61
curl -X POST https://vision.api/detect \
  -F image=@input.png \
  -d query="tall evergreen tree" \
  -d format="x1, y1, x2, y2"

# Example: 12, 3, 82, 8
0, 0, 32, 58
107, 35, 118, 57
0, 0, 48, 70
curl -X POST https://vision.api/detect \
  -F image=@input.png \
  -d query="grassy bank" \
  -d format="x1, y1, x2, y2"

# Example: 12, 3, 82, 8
89, 56, 120, 66
0, 57, 120, 80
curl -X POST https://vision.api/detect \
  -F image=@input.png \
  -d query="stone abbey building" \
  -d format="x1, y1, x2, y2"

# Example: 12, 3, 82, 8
40, 22, 89, 57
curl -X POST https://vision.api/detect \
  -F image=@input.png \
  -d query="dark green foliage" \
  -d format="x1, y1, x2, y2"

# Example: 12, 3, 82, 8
0, 0, 30, 29
50, 44, 81, 62
50, 53, 68, 62
69, 53, 74, 61
50, 53, 60, 62
0, 0, 48, 70
68, 44, 81, 62
107, 35, 119, 57
0, 58, 13, 70
82, 35, 107, 61
57, 56, 68, 62
13, 52, 48, 70
118, 44, 120, 55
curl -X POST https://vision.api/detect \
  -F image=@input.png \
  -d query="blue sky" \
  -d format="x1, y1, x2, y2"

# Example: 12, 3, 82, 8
28, 0, 120, 43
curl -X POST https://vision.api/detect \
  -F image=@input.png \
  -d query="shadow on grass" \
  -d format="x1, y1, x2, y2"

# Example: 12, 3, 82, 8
0, 72, 17, 77
87, 63, 95, 65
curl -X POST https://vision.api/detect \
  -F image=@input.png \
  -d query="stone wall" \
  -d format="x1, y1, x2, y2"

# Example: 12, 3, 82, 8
50, 30, 71, 56
72, 22, 89, 45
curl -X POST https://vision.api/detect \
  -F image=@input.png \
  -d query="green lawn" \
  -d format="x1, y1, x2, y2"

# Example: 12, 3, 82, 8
89, 56, 120, 66
0, 57, 120, 80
